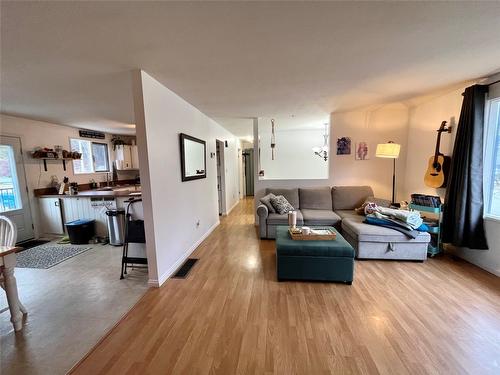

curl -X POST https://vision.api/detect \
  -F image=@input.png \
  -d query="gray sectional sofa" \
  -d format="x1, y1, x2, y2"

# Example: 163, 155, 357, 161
257, 186, 430, 261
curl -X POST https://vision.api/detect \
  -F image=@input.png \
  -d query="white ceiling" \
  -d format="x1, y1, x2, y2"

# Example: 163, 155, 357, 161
213, 115, 330, 140
2, 2, 500, 135
213, 118, 254, 139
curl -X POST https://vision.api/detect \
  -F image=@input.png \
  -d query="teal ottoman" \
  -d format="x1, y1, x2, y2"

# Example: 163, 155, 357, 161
276, 226, 354, 284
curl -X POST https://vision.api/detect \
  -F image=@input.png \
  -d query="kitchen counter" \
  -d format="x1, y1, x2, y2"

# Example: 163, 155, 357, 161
38, 186, 141, 199
37, 184, 142, 237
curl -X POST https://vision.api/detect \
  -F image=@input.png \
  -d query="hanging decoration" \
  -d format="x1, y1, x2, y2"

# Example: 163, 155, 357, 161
271, 118, 276, 160
312, 123, 329, 161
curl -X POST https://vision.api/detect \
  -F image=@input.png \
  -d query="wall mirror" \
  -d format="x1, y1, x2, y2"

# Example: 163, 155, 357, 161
180, 133, 207, 181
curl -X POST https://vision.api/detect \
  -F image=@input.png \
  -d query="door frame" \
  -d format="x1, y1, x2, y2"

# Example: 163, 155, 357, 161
0, 134, 35, 242
243, 148, 254, 196
215, 140, 227, 215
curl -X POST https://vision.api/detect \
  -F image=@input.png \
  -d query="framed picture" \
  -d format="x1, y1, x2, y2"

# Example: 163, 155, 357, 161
179, 133, 207, 181
336, 137, 351, 155
355, 142, 369, 160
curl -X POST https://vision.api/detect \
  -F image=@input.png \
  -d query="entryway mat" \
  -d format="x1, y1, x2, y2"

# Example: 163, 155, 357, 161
16, 239, 50, 252
172, 258, 199, 278
15, 244, 92, 269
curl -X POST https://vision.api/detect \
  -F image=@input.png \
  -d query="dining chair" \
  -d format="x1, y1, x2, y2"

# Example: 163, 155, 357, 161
0, 215, 27, 315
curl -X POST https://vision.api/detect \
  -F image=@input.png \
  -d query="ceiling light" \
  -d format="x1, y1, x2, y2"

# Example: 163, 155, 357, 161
313, 123, 329, 161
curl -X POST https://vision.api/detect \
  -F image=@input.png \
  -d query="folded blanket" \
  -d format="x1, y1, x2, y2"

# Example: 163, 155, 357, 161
365, 205, 423, 229
364, 216, 423, 239
367, 214, 429, 232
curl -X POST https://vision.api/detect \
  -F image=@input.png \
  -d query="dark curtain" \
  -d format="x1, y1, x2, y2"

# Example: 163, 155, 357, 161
442, 84, 488, 249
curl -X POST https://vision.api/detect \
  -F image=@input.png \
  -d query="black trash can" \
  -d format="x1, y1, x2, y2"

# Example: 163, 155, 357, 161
65, 219, 95, 244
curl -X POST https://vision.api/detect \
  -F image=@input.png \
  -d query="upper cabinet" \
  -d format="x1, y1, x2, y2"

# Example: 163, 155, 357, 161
115, 145, 139, 170
131, 145, 139, 169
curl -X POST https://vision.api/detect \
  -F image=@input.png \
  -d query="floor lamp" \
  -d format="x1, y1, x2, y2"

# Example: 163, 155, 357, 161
375, 141, 401, 205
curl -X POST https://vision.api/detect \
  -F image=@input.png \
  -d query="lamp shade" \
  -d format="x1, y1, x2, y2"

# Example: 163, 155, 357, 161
375, 143, 400, 158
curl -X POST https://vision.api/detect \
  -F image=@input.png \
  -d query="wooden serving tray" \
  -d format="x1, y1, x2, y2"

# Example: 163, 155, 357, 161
289, 228, 337, 241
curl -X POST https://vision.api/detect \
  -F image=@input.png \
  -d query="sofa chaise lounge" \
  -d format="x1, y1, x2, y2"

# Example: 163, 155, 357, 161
257, 186, 430, 261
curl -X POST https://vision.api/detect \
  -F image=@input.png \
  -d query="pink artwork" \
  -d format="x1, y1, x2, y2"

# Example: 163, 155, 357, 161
355, 142, 369, 160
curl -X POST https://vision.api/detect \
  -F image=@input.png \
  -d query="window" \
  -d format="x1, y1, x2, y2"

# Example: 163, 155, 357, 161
92, 143, 110, 172
485, 98, 500, 218
70, 139, 110, 174
0, 145, 22, 212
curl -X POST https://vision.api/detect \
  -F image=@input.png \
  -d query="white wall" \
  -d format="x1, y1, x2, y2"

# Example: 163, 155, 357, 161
403, 82, 500, 276
259, 122, 329, 180
403, 87, 464, 200
0, 114, 134, 237
254, 103, 410, 218
132, 70, 240, 287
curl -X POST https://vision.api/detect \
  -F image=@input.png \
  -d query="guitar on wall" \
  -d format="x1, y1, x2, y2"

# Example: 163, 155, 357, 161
424, 120, 452, 188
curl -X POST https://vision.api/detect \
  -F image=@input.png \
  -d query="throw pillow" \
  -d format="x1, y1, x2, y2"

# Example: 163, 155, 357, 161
259, 193, 277, 213
364, 196, 391, 208
270, 195, 294, 215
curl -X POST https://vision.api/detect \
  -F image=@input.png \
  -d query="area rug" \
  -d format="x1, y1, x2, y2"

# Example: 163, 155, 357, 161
15, 244, 92, 269
16, 239, 50, 251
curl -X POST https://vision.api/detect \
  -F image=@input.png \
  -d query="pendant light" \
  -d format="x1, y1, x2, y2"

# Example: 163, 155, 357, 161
271, 119, 276, 160
313, 123, 329, 161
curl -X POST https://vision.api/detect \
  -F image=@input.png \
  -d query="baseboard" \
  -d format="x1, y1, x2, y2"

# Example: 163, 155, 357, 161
447, 247, 500, 277
148, 220, 220, 287
224, 199, 240, 216
456, 257, 500, 277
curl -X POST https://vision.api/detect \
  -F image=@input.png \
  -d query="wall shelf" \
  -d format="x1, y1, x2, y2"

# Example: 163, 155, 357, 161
34, 157, 77, 172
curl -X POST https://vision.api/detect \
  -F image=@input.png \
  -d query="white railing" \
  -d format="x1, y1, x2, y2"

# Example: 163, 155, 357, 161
0, 188, 17, 212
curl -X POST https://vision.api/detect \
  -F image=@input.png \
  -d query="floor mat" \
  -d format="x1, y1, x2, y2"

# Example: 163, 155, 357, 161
15, 244, 92, 269
16, 239, 50, 251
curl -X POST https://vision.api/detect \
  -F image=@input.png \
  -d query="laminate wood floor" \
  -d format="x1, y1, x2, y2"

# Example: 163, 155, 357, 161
0, 241, 148, 375
72, 198, 500, 375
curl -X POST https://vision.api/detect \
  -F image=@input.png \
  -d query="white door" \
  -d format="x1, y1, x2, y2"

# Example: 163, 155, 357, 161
0, 135, 34, 242
39, 197, 64, 234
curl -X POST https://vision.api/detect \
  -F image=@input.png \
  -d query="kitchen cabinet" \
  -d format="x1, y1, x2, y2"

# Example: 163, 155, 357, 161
38, 196, 114, 237
131, 145, 140, 169
115, 145, 133, 170
38, 194, 142, 238
39, 197, 64, 234
61, 197, 114, 236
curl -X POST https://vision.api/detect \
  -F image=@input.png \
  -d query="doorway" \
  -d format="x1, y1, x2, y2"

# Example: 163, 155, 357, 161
0, 135, 34, 242
216, 140, 226, 215
242, 148, 254, 196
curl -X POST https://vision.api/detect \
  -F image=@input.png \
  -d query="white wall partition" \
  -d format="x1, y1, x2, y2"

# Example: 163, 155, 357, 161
132, 70, 240, 287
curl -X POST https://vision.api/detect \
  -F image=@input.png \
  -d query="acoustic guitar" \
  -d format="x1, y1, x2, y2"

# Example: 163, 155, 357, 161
424, 121, 452, 188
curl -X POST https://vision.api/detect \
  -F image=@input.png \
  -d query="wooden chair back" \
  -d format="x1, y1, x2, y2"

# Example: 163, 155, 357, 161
0, 215, 17, 247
